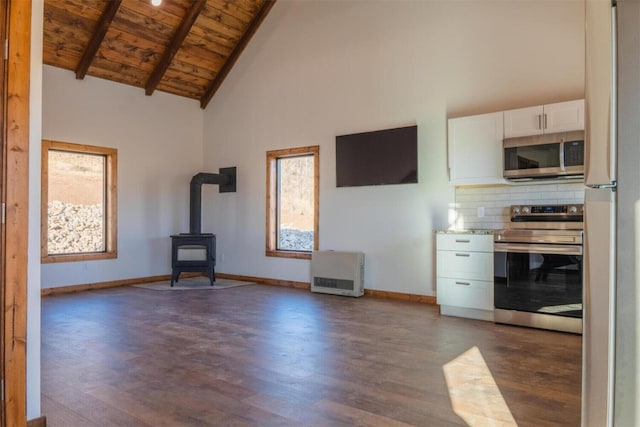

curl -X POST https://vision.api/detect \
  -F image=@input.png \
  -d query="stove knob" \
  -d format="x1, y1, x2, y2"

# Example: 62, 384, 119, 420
513, 207, 520, 214
522, 206, 530, 214
569, 205, 578, 214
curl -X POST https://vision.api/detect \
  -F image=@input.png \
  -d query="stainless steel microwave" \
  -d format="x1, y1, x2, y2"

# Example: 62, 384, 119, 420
503, 130, 585, 180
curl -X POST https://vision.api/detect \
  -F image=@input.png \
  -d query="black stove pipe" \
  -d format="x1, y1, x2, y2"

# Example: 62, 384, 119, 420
189, 169, 236, 234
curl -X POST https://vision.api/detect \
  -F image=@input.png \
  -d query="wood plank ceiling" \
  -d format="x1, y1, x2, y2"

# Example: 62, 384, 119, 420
43, 0, 275, 108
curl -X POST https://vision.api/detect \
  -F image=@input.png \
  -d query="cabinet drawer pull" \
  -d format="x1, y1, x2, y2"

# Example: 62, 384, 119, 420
455, 253, 471, 257
455, 239, 470, 243
455, 281, 471, 286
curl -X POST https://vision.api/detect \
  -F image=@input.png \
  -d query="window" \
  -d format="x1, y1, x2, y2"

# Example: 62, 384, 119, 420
266, 146, 319, 259
41, 140, 117, 263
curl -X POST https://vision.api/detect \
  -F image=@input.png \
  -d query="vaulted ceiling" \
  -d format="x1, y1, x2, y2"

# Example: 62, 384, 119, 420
43, 0, 275, 108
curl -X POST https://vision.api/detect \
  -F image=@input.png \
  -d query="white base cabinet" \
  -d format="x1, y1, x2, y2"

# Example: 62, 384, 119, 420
436, 233, 494, 321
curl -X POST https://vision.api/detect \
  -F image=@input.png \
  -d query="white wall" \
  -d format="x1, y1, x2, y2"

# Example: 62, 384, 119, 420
28, 0, 43, 418
41, 66, 204, 288
201, 0, 585, 295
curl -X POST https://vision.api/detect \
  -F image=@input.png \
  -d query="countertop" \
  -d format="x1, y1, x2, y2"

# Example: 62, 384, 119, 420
434, 229, 496, 235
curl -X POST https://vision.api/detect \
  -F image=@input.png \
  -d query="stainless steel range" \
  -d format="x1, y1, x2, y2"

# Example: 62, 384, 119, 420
494, 204, 583, 334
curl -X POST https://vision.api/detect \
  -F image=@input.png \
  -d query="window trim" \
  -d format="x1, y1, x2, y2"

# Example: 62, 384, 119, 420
41, 140, 118, 263
266, 145, 319, 259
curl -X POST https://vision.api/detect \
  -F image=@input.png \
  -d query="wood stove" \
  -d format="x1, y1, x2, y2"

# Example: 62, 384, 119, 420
170, 234, 216, 286
170, 168, 236, 287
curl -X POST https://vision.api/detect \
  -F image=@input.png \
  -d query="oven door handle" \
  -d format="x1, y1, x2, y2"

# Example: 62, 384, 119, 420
494, 243, 582, 255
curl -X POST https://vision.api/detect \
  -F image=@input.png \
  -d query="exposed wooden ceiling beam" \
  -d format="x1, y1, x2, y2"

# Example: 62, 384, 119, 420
145, 0, 207, 96
75, 0, 122, 80
200, 0, 276, 109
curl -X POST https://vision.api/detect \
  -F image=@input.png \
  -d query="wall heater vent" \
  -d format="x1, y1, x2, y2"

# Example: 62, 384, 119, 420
310, 251, 364, 297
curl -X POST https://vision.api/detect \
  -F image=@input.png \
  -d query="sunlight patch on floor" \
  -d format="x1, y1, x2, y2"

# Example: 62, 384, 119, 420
443, 346, 517, 426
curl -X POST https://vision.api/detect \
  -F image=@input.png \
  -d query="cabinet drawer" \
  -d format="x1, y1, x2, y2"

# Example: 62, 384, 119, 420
437, 250, 493, 281
436, 234, 493, 252
437, 277, 493, 311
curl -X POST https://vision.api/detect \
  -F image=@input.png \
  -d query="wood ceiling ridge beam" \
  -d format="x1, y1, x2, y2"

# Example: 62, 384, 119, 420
75, 0, 122, 80
200, 0, 277, 109
145, 0, 207, 96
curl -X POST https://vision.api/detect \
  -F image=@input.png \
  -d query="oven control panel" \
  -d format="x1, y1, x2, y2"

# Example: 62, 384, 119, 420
508, 204, 584, 229
511, 204, 583, 218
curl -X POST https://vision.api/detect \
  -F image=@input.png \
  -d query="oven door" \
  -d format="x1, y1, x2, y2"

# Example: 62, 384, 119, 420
494, 243, 583, 319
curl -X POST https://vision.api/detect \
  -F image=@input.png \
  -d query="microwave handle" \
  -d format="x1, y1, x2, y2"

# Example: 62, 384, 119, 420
560, 141, 566, 171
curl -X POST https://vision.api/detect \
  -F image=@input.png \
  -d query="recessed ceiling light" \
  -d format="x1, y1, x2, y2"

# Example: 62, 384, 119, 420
151, 0, 162, 6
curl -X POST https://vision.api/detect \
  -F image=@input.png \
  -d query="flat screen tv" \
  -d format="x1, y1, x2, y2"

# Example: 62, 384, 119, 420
336, 125, 418, 187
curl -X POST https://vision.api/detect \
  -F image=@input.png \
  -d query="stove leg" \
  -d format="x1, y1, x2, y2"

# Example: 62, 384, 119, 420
171, 270, 180, 287
208, 267, 215, 286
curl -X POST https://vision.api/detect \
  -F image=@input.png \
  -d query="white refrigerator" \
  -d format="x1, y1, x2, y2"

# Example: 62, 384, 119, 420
583, 0, 616, 426
584, 0, 640, 425
611, 0, 640, 425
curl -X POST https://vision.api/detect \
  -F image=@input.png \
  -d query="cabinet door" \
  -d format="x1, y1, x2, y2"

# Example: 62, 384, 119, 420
436, 250, 493, 281
505, 100, 585, 137
503, 105, 544, 138
436, 234, 493, 252
437, 277, 493, 310
448, 112, 505, 186
544, 99, 585, 133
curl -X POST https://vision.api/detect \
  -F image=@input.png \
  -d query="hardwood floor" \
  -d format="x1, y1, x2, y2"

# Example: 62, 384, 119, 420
41, 283, 582, 426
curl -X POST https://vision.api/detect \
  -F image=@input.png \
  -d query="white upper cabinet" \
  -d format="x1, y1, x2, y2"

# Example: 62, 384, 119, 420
545, 100, 585, 133
503, 105, 543, 137
504, 99, 585, 138
448, 112, 505, 186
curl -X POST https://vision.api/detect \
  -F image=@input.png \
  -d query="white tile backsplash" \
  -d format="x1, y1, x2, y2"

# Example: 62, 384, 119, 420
451, 182, 584, 230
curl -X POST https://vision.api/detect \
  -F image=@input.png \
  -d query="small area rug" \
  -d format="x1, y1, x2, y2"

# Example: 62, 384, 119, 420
132, 277, 256, 291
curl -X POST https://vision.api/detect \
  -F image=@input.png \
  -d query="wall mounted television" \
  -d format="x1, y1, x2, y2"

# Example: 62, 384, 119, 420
335, 125, 418, 187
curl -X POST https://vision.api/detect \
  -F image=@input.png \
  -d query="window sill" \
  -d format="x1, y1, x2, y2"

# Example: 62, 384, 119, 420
42, 251, 117, 264
266, 250, 312, 260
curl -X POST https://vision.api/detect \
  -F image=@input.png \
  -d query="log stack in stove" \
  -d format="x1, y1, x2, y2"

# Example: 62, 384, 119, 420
170, 168, 236, 286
